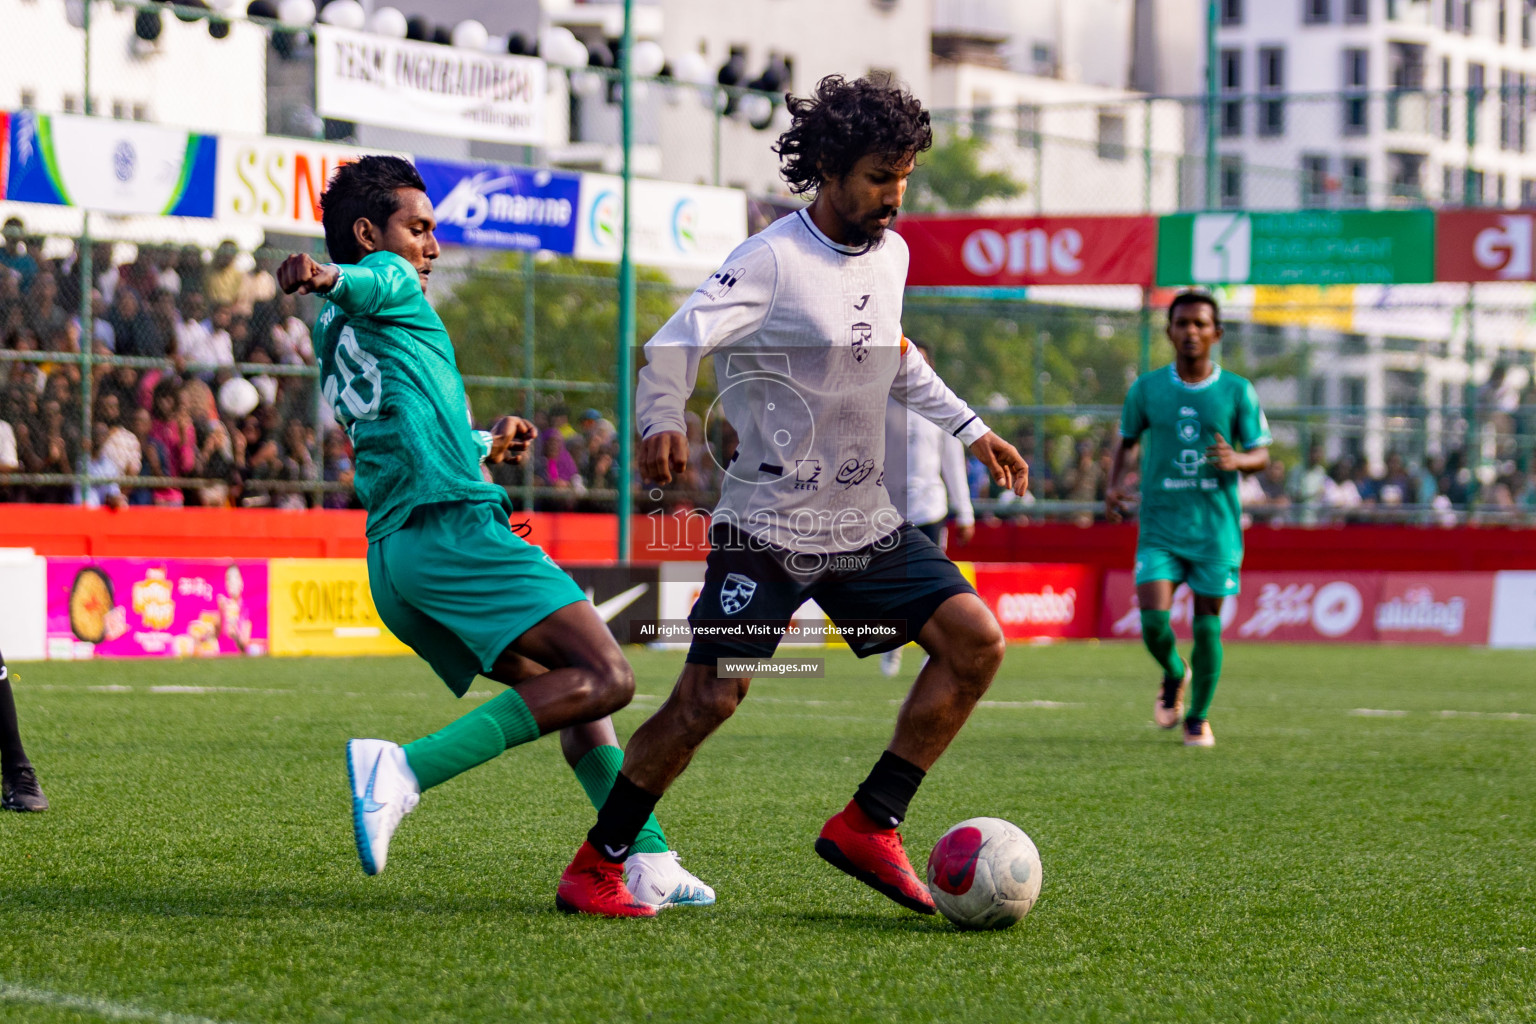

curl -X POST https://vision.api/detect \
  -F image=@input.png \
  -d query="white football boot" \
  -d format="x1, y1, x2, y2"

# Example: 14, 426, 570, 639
879, 648, 904, 678
624, 850, 717, 908
346, 738, 421, 876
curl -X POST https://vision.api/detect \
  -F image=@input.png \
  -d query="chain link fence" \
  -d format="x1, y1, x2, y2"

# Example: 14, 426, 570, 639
2, 0, 1536, 526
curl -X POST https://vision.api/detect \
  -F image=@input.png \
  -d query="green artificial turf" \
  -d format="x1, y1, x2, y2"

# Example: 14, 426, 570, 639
0, 644, 1532, 1023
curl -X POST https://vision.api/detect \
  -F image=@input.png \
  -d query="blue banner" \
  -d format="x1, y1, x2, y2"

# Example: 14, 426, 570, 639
417, 158, 581, 254
6, 110, 216, 218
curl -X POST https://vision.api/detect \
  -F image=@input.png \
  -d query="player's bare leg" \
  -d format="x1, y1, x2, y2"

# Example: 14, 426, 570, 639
815, 593, 1004, 914
888, 592, 1005, 770
616, 663, 753, 794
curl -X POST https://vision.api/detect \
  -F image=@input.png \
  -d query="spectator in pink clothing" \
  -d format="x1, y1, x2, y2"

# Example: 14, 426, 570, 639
148, 377, 195, 506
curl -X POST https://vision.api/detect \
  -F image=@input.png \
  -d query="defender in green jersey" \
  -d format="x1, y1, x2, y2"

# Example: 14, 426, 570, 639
1106, 292, 1271, 747
277, 157, 711, 914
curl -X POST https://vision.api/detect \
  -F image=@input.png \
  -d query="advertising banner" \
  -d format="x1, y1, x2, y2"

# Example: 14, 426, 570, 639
972, 563, 1099, 641
898, 216, 1157, 288
216, 135, 403, 237
1101, 570, 1494, 644
1434, 211, 1536, 281
1157, 211, 1435, 286
268, 559, 409, 657
6, 111, 217, 218
1101, 570, 1378, 642
418, 157, 580, 254
565, 565, 660, 644
315, 25, 546, 146
46, 558, 267, 660
1489, 571, 1536, 648
0, 548, 46, 662
574, 174, 748, 270
1373, 573, 1493, 645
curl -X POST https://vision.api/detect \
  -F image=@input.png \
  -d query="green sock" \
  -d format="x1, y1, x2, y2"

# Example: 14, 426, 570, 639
1188, 614, 1224, 723
402, 689, 542, 791
1139, 609, 1186, 680
573, 745, 669, 855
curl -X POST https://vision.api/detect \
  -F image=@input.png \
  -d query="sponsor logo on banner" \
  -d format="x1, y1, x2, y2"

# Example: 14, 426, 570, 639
7, 111, 217, 218
565, 565, 660, 643
417, 158, 580, 253
1101, 574, 1237, 639
575, 175, 748, 269
897, 216, 1157, 288
46, 558, 267, 659
1374, 573, 1493, 643
268, 559, 409, 657
1436, 211, 1536, 281
974, 564, 1099, 640
216, 135, 401, 236
314, 25, 546, 145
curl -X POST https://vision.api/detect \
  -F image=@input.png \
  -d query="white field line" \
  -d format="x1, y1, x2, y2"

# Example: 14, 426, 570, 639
0, 981, 240, 1024
1349, 708, 1409, 717
1435, 709, 1536, 720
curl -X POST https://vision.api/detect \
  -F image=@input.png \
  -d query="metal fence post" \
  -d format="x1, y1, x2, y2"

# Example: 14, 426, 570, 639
76, 0, 94, 496
522, 251, 536, 513
616, 0, 636, 560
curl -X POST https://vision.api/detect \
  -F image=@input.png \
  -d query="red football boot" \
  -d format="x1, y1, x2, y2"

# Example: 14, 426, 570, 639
815, 800, 936, 914
556, 841, 657, 918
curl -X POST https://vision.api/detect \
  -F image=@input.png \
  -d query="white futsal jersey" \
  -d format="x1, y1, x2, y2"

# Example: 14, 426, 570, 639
636, 210, 990, 555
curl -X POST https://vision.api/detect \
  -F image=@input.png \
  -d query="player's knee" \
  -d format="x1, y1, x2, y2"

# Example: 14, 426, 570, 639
953, 618, 1006, 686
586, 650, 635, 715
680, 676, 744, 732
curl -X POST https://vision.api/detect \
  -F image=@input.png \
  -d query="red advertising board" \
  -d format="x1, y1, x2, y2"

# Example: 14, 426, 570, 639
972, 563, 1099, 640
898, 215, 1157, 288
1099, 570, 1494, 644
1373, 573, 1493, 644
1434, 210, 1536, 281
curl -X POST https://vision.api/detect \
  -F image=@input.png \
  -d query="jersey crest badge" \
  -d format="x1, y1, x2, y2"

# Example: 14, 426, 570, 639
720, 573, 758, 615
1176, 417, 1201, 443
850, 321, 872, 362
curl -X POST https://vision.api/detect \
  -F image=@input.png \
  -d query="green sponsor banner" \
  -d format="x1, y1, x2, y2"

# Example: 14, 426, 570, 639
1156, 210, 1435, 286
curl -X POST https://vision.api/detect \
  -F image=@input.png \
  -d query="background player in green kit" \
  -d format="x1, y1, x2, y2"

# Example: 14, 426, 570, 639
1105, 291, 1271, 747
276, 157, 711, 911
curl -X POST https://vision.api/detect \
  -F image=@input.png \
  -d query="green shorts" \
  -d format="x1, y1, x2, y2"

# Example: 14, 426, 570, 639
368, 500, 587, 697
1134, 546, 1241, 598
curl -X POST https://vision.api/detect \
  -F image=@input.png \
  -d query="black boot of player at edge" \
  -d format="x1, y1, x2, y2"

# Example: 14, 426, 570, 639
0, 654, 48, 812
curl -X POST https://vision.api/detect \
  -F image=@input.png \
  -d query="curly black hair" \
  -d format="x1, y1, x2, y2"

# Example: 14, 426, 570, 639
319, 155, 427, 265
773, 74, 933, 196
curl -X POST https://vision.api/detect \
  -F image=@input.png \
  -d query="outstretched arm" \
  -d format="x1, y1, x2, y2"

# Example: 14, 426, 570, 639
277, 251, 422, 319
1105, 436, 1138, 522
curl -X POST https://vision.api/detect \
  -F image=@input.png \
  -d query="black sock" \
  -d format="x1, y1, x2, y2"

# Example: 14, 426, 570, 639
587, 773, 662, 862
0, 654, 31, 776
853, 750, 926, 829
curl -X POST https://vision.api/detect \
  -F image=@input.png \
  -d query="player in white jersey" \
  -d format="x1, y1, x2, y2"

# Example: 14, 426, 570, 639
880, 339, 975, 678
558, 74, 1029, 917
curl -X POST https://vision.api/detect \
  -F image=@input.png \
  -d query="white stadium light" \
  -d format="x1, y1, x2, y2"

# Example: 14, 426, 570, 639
318, 0, 365, 30
450, 19, 489, 51
368, 5, 408, 37
277, 0, 316, 27
630, 39, 666, 78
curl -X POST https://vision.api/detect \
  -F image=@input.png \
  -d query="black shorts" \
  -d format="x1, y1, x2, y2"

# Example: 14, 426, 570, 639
685, 522, 976, 664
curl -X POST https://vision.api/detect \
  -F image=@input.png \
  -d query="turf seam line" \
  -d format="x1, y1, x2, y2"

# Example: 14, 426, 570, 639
0, 981, 242, 1024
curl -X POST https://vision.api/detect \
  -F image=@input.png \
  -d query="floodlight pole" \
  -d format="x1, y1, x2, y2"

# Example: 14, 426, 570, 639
616, 0, 636, 561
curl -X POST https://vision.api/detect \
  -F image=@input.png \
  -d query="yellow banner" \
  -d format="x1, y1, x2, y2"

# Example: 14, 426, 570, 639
1251, 285, 1355, 331
268, 559, 411, 658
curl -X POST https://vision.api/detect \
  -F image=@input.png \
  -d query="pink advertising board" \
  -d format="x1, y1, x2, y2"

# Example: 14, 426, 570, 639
46, 558, 268, 659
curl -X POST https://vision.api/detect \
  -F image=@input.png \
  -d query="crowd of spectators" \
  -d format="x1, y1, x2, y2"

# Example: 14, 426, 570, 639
0, 219, 341, 509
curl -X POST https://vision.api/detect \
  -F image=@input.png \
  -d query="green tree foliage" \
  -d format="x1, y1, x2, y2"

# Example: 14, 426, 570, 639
433, 255, 685, 419
906, 135, 1026, 214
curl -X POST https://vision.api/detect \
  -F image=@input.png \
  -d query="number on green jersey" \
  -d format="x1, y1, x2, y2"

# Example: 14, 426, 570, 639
323, 326, 382, 428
